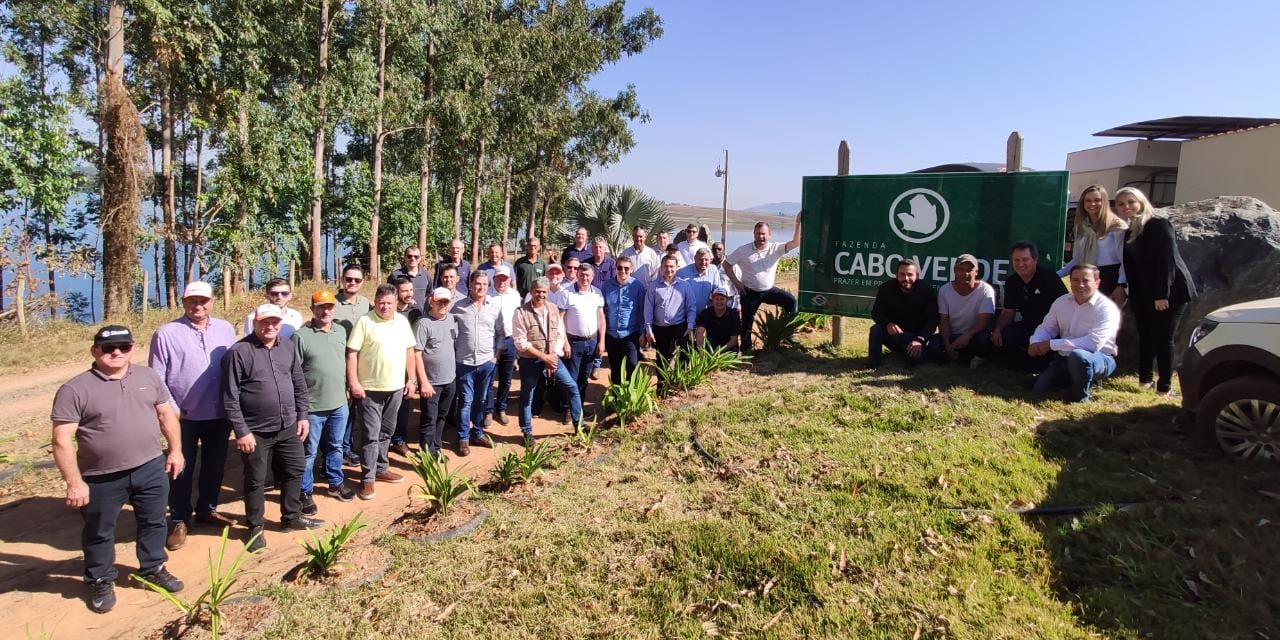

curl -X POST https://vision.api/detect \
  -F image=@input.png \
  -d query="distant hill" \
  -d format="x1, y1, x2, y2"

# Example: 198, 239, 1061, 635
744, 201, 800, 215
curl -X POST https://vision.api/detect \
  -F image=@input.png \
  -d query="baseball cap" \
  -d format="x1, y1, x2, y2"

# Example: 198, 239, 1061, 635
955, 253, 979, 268
546, 263, 565, 274
182, 281, 213, 299
311, 290, 337, 305
493, 264, 512, 280
430, 287, 454, 301
254, 304, 284, 321
711, 286, 731, 297
93, 325, 134, 347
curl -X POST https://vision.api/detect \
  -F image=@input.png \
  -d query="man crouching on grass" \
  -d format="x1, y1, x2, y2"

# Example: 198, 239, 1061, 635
52, 325, 186, 613
1028, 264, 1121, 403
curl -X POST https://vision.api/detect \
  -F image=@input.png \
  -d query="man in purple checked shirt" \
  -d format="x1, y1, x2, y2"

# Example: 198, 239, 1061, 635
148, 281, 239, 552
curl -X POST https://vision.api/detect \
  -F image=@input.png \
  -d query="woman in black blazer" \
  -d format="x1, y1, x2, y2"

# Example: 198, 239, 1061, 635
1115, 187, 1196, 395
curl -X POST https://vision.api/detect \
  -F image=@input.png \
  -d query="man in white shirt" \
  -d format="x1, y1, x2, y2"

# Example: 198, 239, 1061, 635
620, 225, 660, 284
242, 278, 305, 338
677, 223, 709, 266
722, 213, 802, 352
559, 262, 606, 412
486, 265, 522, 426
928, 253, 996, 367
1028, 264, 1121, 403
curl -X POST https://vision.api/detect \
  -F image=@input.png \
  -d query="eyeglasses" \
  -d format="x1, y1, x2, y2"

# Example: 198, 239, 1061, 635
616, 266, 631, 271
268, 290, 291, 298
344, 277, 363, 283
406, 254, 421, 260
100, 344, 134, 355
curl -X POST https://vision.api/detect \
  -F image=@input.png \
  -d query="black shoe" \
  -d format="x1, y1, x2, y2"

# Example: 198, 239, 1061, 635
326, 483, 356, 502
494, 410, 508, 426
138, 567, 184, 593
300, 491, 318, 516
246, 526, 266, 553
283, 516, 326, 531
89, 579, 116, 613
523, 434, 535, 448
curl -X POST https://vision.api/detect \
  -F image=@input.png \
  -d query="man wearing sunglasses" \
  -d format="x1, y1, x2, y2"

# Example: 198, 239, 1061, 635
242, 277, 304, 339
334, 264, 372, 334
390, 245, 432, 309
149, 281, 238, 553
53, 325, 186, 612
602, 256, 647, 385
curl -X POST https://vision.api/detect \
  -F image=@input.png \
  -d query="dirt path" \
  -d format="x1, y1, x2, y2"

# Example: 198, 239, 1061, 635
0, 354, 608, 639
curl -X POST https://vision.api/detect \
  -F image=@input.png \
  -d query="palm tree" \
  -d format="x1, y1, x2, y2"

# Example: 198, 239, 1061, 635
564, 184, 674, 255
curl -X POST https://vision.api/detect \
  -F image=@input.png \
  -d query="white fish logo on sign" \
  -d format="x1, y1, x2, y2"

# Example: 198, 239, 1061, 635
888, 188, 950, 244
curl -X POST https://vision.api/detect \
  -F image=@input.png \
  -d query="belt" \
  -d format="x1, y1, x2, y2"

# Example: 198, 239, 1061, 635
567, 333, 597, 341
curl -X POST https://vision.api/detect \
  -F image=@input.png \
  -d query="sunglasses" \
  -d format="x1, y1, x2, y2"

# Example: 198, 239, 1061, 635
268, 290, 291, 297
344, 277, 363, 283
100, 343, 134, 354
406, 255, 421, 260
616, 266, 631, 271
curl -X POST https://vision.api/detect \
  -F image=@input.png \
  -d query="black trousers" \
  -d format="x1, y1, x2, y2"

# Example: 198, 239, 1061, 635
1133, 300, 1189, 392
651, 323, 688, 364
241, 427, 305, 529
81, 455, 168, 583
418, 380, 457, 455
997, 320, 1054, 372
605, 331, 643, 384
739, 286, 797, 350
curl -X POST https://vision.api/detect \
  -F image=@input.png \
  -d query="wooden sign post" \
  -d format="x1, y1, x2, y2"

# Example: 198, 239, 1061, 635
1006, 131, 1023, 173
830, 140, 851, 347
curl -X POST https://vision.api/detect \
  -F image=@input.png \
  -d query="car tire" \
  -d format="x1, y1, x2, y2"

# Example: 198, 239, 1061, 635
1196, 374, 1280, 462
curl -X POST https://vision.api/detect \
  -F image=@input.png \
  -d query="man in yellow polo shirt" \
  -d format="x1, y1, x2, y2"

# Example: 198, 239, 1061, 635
346, 283, 417, 500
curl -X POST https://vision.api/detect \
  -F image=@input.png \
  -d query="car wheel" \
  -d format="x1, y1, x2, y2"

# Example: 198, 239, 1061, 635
1197, 375, 1280, 462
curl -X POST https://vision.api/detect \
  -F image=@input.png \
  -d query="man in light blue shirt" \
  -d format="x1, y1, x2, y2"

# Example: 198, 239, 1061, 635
676, 248, 727, 317
602, 256, 647, 385
644, 255, 696, 364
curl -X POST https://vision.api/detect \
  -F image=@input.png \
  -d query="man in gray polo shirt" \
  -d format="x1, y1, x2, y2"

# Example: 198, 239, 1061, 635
451, 270, 504, 456
414, 287, 459, 457
52, 326, 186, 613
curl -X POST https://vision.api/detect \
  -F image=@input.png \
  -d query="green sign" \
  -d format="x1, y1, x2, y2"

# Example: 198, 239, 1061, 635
798, 171, 1068, 317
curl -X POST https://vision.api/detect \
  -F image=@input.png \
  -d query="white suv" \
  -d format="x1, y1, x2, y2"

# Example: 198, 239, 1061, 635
1179, 297, 1280, 462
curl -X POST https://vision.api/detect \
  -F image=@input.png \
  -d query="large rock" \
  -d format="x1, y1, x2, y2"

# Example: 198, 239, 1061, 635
1116, 196, 1280, 370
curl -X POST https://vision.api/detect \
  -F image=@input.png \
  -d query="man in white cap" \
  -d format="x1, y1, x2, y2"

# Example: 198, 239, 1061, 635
694, 286, 742, 352
928, 253, 996, 367
224, 304, 321, 552
413, 287, 460, 457
486, 264, 522, 426
148, 281, 238, 552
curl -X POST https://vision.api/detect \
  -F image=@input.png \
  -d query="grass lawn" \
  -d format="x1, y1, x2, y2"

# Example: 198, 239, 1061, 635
251, 318, 1279, 639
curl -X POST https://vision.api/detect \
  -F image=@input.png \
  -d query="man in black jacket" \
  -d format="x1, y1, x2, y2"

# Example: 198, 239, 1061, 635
992, 241, 1068, 371
224, 304, 324, 551
867, 259, 937, 368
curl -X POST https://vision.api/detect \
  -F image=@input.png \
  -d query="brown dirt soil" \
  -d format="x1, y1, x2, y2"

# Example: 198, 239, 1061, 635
393, 499, 484, 539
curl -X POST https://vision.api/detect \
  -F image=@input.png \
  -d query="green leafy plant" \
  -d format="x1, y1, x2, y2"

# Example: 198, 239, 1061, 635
603, 358, 658, 427
517, 443, 560, 483
655, 351, 701, 395
796, 312, 830, 330
133, 526, 256, 640
409, 450, 476, 516
776, 255, 800, 273
489, 449, 524, 487
571, 416, 600, 450
299, 514, 368, 578
753, 309, 808, 350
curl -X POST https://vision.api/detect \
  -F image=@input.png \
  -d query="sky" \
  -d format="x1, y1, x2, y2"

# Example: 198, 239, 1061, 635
586, 0, 1280, 209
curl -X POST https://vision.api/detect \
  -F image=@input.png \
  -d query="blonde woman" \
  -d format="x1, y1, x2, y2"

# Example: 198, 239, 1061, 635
1116, 187, 1196, 395
1060, 184, 1127, 297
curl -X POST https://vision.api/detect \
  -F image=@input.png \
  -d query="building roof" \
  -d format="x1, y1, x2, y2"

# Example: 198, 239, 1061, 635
909, 162, 1033, 173
1094, 116, 1280, 140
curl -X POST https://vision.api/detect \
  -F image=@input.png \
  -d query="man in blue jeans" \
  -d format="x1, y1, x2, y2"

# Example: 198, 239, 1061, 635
148, 281, 238, 551
722, 212, 802, 352
559, 262, 606, 419
486, 265, 522, 426
513, 278, 583, 447
294, 290, 356, 510
451, 270, 504, 456
1029, 264, 1121, 403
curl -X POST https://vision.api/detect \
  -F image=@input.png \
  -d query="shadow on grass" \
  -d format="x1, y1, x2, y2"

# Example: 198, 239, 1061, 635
1032, 405, 1280, 639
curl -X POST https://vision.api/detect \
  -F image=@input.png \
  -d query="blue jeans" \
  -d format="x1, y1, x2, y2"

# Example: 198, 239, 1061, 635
456, 360, 496, 441
867, 324, 930, 365
303, 405, 349, 493
342, 397, 359, 459
169, 418, 230, 523
488, 337, 517, 415
1033, 349, 1117, 402
564, 336, 598, 403
518, 357, 582, 435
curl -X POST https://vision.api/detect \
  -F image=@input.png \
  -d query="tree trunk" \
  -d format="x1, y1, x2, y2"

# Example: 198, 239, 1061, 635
101, 0, 143, 319
525, 145, 540, 244
368, 1, 387, 282
231, 99, 250, 294
191, 129, 205, 280
44, 214, 56, 319
307, 0, 330, 280
161, 77, 178, 307
417, 40, 435, 256
452, 167, 464, 240
500, 157, 512, 252
469, 139, 486, 265
539, 189, 552, 247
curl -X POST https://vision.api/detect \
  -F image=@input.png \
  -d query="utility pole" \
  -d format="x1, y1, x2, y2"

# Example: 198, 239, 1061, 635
715, 150, 729, 243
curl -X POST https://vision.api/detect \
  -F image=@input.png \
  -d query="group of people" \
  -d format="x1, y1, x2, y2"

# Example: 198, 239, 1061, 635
867, 186, 1196, 402
50, 214, 802, 613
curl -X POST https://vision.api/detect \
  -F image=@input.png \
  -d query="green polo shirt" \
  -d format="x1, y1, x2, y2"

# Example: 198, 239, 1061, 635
294, 321, 349, 412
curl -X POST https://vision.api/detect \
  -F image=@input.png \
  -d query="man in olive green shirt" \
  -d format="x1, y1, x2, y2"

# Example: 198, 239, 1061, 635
513, 237, 546, 298
294, 290, 355, 510
334, 264, 372, 333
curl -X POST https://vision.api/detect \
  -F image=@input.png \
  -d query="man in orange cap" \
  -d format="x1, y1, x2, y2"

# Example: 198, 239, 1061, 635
294, 290, 356, 512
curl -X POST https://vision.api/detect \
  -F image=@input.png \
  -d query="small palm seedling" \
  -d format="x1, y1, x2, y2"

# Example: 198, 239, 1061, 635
753, 309, 808, 350
489, 449, 524, 487
796, 312, 830, 330
571, 416, 600, 450
602, 358, 658, 427
134, 526, 256, 640
299, 514, 368, 578
409, 450, 476, 516
517, 442, 560, 483
655, 351, 700, 395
